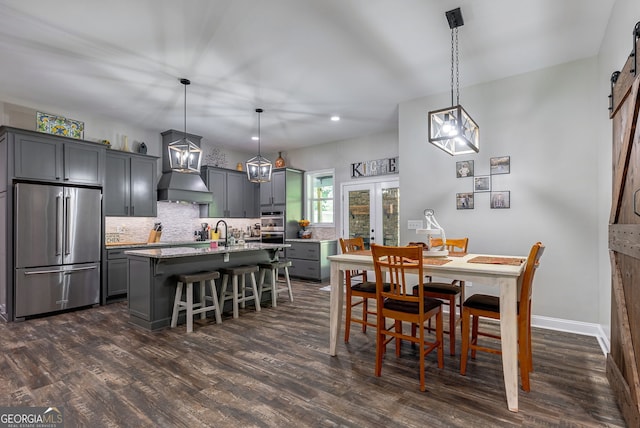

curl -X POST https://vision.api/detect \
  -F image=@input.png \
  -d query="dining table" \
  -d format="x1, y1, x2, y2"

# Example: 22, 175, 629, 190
326, 250, 527, 412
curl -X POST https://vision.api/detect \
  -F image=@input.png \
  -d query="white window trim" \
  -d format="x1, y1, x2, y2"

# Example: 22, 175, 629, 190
305, 168, 335, 227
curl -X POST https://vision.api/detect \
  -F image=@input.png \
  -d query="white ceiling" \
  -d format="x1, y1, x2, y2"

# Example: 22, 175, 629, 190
0, 0, 614, 152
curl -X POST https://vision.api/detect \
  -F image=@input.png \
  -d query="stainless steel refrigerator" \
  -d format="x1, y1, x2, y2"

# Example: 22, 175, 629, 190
14, 183, 101, 318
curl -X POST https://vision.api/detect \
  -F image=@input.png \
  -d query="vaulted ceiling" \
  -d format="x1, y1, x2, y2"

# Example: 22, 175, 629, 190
0, 0, 615, 152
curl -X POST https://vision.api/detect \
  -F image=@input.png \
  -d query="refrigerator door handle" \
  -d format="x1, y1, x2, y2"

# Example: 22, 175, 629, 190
56, 195, 63, 256
64, 195, 71, 255
63, 266, 98, 274
23, 269, 66, 275
23, 266, 97, 276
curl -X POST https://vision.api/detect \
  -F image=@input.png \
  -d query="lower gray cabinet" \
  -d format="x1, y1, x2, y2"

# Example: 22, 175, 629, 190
287, 240, 337, 281
106, 249, 130, 299
104, 242, 214, 303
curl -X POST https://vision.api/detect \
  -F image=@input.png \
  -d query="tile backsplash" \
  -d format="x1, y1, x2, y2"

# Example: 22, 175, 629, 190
105, 201, 260, 243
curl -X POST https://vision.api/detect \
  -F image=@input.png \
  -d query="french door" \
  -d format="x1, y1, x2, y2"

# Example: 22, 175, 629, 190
341, 178, 399, 249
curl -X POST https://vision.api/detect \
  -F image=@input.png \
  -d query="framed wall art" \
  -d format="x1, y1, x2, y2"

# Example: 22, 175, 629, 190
36, 111, 84, 139
456, 160, 474, 178
474, 175, 491, 192
490, 156, 510, 175
490, 191, 510, 209
456, 192, 474, 209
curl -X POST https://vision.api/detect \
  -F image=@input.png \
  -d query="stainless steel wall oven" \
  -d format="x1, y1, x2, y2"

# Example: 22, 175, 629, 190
261, 212, 285, 244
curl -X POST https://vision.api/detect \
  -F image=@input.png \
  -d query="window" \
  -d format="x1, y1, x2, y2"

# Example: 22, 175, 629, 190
306, 169, 334, 226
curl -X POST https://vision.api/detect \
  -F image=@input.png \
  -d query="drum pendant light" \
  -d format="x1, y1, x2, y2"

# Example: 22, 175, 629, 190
168, 78, 203, 172
246, 108, 273, 183
428, 8, 479, 156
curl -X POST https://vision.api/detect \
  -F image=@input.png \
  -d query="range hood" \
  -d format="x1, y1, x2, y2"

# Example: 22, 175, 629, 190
157, 130, 213, 204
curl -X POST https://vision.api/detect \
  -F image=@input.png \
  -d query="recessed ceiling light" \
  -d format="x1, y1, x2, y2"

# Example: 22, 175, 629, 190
251, 136, 259, 141
330, 115, 340, 122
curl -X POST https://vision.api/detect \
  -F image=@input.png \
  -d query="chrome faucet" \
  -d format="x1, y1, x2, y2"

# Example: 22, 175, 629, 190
214, 220, 228, 247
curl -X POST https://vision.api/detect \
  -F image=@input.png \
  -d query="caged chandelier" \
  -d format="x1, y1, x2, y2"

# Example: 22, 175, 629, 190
167, 78, 203, 173
428, 7, 479, 156
246, 108, 273, 183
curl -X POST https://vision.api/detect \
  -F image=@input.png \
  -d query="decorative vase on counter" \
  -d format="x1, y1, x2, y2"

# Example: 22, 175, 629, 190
275, 152, 286, 168
236, 162, 244, 171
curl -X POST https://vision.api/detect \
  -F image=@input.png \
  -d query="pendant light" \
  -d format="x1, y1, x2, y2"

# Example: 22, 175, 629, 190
167, 78, 203, 173
246, 108, 273, 183
428, 8, 479, 156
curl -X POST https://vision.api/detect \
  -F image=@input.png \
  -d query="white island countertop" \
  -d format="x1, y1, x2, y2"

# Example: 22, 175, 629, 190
124, 243, 289, 259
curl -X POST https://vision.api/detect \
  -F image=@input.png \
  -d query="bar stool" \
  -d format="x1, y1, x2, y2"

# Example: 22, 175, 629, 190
258, 260, 293, 307
170, 271, 222, 333
218, 265, 261, 319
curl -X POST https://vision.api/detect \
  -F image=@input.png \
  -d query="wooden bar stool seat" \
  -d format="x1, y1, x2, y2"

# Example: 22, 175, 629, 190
170, 271, 222, 333
219, 265, 261, 319
258, 260, 294, 307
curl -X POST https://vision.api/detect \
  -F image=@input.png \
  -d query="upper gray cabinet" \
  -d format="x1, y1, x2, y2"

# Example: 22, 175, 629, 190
200, 166, 259, 218
260, 168, 302, 213
104, 151, 157, 217
260, 169, 287, 209
11, 129, 105, 186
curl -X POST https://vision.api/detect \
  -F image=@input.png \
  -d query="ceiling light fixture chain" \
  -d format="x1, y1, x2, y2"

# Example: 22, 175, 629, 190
182, 78, 189, 140
450, 27, 455, 106
455, 27, 460, 105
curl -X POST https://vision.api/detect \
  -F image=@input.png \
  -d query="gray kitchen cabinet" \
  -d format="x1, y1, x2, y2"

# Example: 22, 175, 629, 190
286, 240, 337, 281
104, 151, 157, 217
106, 249, 128, 297
12, 129, 105, 186
200, 166, 259, 218
243, 178, 259, 217
103, 241, 212, 304
226, 171, 245, 217
260, 169, 288, 209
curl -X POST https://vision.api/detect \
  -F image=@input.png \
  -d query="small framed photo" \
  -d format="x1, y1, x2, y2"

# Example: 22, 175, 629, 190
456, 160, 474, 178
474, 175, 491, 192
491, 191, 510, 209
490, 156, 510, 175
456, 192, 474, 209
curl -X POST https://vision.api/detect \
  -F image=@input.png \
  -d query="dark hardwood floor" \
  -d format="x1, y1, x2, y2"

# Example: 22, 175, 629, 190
0, 280, 626, 427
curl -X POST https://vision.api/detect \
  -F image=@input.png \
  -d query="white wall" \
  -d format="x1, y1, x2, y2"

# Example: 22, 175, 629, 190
399, 57, 601, 323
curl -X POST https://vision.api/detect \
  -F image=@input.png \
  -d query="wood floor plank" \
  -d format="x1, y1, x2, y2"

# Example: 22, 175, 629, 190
0, 279, 627, 427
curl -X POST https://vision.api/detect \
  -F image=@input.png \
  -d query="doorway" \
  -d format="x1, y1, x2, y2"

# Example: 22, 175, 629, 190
341, 178, 399, 249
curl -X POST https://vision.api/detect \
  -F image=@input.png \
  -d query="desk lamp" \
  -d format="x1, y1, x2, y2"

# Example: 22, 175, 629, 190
417, 209, 448, 256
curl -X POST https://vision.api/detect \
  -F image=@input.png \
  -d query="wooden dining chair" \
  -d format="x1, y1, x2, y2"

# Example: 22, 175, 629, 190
339, 237, 378, 343
460, 242, 545, 392
413, 237, 469, 356
371, 243, 444, 392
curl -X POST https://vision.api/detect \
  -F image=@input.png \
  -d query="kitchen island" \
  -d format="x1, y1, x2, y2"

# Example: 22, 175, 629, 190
124, 243, 289, 330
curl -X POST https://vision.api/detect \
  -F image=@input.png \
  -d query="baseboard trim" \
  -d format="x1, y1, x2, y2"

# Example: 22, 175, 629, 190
531, 315, 610, 355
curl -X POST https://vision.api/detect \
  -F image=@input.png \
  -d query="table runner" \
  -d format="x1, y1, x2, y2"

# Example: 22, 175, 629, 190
348, 249, 452, 265
467, 256, 525, 266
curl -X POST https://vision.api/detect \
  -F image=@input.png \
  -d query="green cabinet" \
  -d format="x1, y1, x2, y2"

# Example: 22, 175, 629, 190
200, 166, 259, 218
12, 129, 105, 186
104, 151, 157, 217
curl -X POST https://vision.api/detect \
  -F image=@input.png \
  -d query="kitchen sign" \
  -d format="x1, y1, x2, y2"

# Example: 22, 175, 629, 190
351, 157, 398, 178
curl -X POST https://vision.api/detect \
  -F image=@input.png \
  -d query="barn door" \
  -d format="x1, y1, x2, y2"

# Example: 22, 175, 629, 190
608, 22, 640, 428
